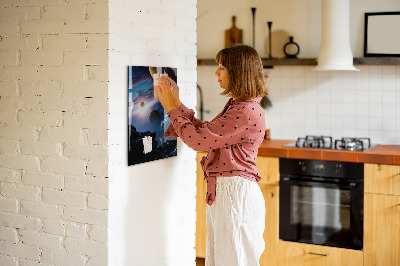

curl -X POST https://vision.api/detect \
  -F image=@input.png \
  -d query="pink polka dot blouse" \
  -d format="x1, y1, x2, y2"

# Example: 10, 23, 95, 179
164, 97, 266, 206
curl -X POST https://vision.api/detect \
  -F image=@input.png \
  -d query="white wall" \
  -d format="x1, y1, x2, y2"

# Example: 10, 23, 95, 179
108, 0, 198, 266
198, 0, 400, 58
0, 1, 109, 265
197, 0, 400, 145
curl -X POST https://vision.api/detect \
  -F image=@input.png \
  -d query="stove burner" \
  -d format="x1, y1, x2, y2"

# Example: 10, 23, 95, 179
290, 136, 372, 151
334, 137, 371, 151
295, 135, 333, 149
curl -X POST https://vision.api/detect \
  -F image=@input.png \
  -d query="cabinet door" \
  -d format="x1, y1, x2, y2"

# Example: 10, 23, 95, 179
364, 193, 400, 266
278, 241, 363, 266
196, 152, 208, 258
259, 185, 279, 266
365, 163, 400, 196
256, 156, 279, 186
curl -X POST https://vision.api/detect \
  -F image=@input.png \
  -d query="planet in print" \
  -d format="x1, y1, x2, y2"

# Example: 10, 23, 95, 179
140, 102, 145, 108
149, 110, 161, 127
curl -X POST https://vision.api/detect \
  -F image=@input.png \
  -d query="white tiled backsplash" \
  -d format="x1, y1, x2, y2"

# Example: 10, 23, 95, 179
197, 65, 400, 145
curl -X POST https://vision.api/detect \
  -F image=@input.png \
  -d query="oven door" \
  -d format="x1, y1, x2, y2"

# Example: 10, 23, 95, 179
279, 177, 363, 250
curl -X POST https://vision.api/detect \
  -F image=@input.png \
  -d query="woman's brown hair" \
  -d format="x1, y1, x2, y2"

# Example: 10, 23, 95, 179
215, 45, 267, 99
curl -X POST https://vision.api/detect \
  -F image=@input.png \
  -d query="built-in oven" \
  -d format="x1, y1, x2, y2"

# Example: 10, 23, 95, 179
279, 158, 364, 250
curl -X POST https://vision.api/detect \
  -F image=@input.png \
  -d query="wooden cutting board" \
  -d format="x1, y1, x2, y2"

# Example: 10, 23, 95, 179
225, 16, 243, 48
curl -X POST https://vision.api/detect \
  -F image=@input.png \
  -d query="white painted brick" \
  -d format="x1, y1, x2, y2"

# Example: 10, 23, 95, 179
20, 141, 62, 157
18, 80, 62, 96
20, 230, 62, 251
0, 183, 41, 201
0, 153, 39, 170
0, 196, 18, 213
0, 22, 18, 36
0, 212, 42, 230
88, 225, 107, 243
0, 110, 17, 124
21, 200, 63, 219
63, 207, 107, 226
0, 226, 17, 243
41, 158, 86, 176
63, 19, 108, 34
0, 66, 38, 81
86, 3, 108, 20
41, 248, 86, 266
15, 0, 64, 5
43, 219, 66, 236
175, 42, 197, 56
19, 259, 42, 266
86, 160, 108, 177
88, 194, 108, 210
0, 168, 16, 183
0, 254, 17, 266
0, 125, 37, 141
0, 51, 18, 66
32, 96, 86, 113
82, 98, 109, 114
86, 34, 108, 51
63, 81, 108, 98
87, 65, 108, 82
43, 188, 86, 208
64, 175, 108, 194
86, 255, 107, 266
0, 81, 17, 96
22, 171, 63, 189
18, 111, 62, 127
64, 113, 108, 129
37, 66, 85, 82
20, 51, 63, 66
64, 51, 108, 66
0, 6, 40, 21
64, 144, 108, 161
42, 35, 86, 51
0, 241, 40, 261
0, 138, 19, 154
0, 36, 42, 52
42, 4, 85, 20
83, 129, 108, 146
65, 237, 107, 257
20, 21, 62, 35
65, 222, 86, 239
39, 127, 81, 144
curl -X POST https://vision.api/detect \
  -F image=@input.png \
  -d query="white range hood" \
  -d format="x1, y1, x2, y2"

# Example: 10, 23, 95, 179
314, 0, 359, 71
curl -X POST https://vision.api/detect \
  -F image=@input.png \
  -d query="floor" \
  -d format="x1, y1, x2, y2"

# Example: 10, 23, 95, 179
196, 257, 205, 266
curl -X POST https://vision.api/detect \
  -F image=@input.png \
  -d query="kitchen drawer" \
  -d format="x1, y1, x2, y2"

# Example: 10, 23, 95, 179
278, 241, 363, 266
365, 163, 400, 196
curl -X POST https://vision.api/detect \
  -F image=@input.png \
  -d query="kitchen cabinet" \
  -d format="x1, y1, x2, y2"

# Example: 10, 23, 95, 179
364, 163, 400, 266
278, 241, 363, 266
364, 163, 400, 196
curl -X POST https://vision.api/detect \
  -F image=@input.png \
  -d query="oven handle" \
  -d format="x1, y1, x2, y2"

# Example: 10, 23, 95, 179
281, 177, 358, 188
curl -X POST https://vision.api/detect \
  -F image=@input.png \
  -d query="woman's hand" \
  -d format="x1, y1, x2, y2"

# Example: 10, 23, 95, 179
163, 76, 181, 108
155, 79, 176, 113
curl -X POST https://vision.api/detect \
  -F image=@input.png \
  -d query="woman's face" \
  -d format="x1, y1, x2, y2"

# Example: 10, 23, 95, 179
215, 64, 229, 89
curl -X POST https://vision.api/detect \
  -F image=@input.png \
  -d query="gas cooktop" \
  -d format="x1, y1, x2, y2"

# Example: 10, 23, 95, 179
283, 135, 376, 152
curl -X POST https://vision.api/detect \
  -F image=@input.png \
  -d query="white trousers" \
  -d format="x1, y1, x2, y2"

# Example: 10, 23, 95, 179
205, 176, 266, 266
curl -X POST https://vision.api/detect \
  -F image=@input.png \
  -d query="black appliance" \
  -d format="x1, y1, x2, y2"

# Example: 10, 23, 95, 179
284, 135, 373, 151
279, 158, 364, 250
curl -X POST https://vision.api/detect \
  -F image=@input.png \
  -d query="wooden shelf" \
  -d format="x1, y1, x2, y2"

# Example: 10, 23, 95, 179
197, 57, 400, 68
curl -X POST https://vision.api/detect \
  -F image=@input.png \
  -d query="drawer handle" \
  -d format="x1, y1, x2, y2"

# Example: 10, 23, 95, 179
309, 252, 329, 257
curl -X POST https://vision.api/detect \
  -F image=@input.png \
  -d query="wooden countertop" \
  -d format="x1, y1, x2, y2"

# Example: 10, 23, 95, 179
258, 139, 400, 165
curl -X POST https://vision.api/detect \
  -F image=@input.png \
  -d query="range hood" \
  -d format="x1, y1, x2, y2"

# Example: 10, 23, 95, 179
314, 0, 359, 71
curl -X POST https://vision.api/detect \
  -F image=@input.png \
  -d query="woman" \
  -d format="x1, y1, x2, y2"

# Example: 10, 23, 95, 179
155, 45, 267, 266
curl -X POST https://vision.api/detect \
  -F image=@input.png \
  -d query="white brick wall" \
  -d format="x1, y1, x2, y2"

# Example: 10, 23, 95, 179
108, 0, 197, 265
0, 1, 109, 265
